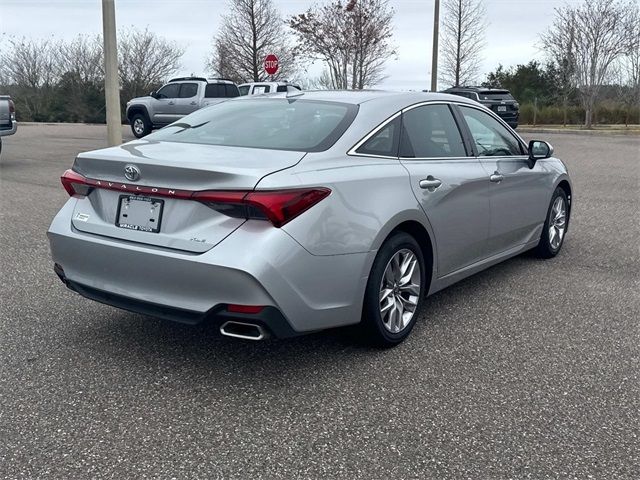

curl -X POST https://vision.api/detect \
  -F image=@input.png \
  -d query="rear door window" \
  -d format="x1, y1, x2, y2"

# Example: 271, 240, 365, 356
400, 104, 467, 158
225, 84, 240, 97
205, 84, 226, 98
179, 83, 198, 98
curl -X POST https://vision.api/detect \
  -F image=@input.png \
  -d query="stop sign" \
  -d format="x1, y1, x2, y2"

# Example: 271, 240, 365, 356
264, 54, 279, 75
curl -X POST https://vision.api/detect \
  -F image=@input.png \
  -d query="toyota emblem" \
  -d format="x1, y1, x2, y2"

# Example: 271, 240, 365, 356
124, 164, 141, 182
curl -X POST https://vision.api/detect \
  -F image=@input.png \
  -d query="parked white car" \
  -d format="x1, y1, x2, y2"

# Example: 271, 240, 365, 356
238, 81, 302, 96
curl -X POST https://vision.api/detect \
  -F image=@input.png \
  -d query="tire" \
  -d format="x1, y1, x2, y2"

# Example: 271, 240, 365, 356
130, 113, 152, 138
359, 232, 427, 347
535, 187, 569, 258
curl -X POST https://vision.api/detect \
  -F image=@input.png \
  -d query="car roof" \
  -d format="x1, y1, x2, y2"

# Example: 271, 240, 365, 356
238, 90, 478, 108
168, 76, 235, 84
444, 86, 510, 94
239, 81, 300, 87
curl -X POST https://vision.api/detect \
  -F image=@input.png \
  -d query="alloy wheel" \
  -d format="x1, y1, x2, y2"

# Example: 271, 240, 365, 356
548, 196, 567, 250
379, 249, 421, 333
133, 118, 145, 135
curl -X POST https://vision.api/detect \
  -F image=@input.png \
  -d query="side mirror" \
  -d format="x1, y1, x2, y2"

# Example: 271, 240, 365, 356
527, 140, 553, 168
149, 91, 158, 99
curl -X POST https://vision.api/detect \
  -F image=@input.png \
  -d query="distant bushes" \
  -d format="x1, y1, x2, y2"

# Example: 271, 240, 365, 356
519, 103, 640, 125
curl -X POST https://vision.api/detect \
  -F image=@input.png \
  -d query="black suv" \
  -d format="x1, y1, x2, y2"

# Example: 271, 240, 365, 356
441, 87, 520, 129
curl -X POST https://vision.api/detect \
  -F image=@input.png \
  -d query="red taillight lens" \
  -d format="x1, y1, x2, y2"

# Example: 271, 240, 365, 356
61, 169, 92, 196
244, 188, 331, 227
227, 304, 265, 314
195, 187, 331, 227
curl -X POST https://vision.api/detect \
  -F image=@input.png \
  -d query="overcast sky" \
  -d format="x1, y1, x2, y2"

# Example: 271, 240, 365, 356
0, 0, 584, 90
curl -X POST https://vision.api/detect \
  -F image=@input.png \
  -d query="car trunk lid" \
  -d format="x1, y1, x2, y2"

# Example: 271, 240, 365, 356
69, 140, 305, 253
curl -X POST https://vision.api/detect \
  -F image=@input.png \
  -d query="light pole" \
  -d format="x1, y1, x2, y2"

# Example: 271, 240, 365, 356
430, 0, 440, 92
102, 0, 122, 146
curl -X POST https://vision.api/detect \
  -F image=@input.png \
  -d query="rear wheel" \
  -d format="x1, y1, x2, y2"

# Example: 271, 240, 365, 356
130, 113, 151, 138
360, 232, 426, 347
535, 187, 569, 258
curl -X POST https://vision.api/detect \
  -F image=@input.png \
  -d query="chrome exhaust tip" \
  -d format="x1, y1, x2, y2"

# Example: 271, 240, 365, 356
220, 321, 268, 341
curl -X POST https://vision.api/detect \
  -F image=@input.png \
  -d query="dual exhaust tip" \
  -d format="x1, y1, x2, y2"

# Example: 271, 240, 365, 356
220, 321, 268, 341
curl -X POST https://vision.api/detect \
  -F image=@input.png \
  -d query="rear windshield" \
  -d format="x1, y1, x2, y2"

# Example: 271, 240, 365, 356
479, 91, 515, 101
146, 99, 358, 152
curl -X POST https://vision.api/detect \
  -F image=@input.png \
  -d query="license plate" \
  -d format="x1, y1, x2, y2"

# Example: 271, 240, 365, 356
116, 195, 164, 233
498, 106, 507, 112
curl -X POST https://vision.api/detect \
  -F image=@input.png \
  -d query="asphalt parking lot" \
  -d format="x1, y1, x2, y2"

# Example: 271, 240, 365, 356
0, 124, 638, 479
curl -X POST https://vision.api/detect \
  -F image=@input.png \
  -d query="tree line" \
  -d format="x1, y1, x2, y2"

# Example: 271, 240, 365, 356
0, 28, 184, 123
0, 0, 637, 127
440, 0, 639, 127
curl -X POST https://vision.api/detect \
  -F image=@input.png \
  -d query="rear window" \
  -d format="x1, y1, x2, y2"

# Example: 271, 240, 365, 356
146, 99, 358, 152
479, 91, 515, 101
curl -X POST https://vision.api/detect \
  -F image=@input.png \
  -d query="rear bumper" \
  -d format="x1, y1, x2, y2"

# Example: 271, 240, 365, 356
0, 120, 17, 137
54, 266, 298, 337
48, 199, 372, 336
497, 112, 519, 126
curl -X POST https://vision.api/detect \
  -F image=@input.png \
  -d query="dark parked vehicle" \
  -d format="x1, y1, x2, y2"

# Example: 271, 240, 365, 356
0, 95, 17, 157
441, 87, 520, 129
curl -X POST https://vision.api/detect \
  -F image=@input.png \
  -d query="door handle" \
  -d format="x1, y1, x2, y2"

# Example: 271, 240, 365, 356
190, 101, 197, 105
489, 172, 504, 183
168, 101, 175, 105
419, 176, 442, 191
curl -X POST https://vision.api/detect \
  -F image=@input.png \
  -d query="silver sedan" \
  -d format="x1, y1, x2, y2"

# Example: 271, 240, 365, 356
48, 91, 572, 346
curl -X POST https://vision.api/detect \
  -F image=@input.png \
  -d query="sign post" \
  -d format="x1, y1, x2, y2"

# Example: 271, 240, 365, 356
264, 54, 279, 78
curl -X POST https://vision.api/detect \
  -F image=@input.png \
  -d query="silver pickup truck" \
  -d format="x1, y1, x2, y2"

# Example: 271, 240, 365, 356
0, 95, 17, 156
125, 77, 240, 138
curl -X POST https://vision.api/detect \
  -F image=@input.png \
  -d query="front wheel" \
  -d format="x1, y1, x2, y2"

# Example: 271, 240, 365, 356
359, 232, 426, 347
535, 187, 569, 258
130, 113, 151, 138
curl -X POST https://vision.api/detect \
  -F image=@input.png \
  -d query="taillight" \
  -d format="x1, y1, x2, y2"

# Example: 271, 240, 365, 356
244, 189, 331, 227
194, 187, 331, 227
8, 100, 15, 115
61, 169, 93, 196
59, 169, 330, 228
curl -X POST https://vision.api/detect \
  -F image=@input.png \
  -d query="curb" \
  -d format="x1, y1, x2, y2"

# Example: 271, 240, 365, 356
517, 127, 640, 136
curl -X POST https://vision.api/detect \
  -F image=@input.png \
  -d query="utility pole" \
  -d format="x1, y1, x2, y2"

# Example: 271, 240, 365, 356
102, 0, 122, 146
430, 0, 440, 92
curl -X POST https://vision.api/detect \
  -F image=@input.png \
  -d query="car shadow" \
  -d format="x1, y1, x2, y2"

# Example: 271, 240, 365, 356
66, 249, 548, 384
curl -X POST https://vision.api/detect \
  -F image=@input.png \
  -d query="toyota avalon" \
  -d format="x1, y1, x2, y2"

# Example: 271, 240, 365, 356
48, 91, 572, 346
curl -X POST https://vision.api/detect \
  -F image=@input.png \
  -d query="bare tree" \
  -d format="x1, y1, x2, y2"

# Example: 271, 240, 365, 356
542, 0, 630, 128
620, 2, 640, 125
290, 0, 395, 90
439, 0, 487, 88
118, 27, 185, 100
540, 9, 577, 126
206, 0, 297, 82
0, 37, 58, 120
55, 35, 104, 85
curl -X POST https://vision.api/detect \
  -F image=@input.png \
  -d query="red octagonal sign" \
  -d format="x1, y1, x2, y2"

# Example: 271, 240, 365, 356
264, 54, 279, 75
